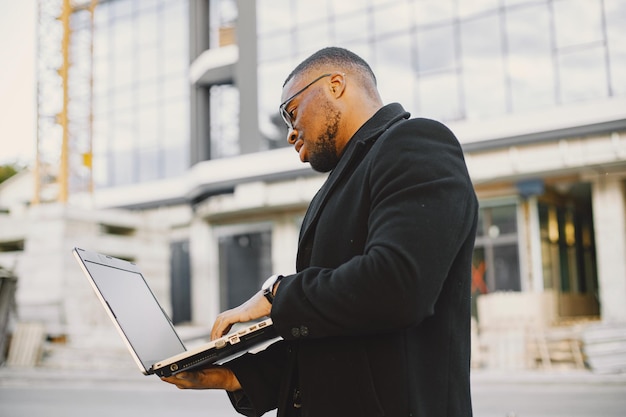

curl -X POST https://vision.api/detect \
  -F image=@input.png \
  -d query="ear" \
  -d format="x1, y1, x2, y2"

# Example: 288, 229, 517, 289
329, 72, 346, 98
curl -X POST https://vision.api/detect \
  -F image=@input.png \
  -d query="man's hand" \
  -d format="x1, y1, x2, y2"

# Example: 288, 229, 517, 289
211, 290, 271, 340
161, 366, 241, 391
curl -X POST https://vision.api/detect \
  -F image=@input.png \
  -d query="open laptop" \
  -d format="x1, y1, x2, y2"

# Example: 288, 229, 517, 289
73, 247, 281, 377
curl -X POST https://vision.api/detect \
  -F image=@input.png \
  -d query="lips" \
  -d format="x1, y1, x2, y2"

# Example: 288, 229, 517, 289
294, 139, 307, 162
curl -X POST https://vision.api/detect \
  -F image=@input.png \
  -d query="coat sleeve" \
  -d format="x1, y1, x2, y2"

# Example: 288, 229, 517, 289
225, 340, 289, 416
271, 118, 478, 339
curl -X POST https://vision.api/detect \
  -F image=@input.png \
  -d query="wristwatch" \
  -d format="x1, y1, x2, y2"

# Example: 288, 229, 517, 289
262, 274, 283, 304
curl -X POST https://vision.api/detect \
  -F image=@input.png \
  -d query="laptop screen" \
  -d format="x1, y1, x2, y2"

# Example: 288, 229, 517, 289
83, 260, 186, 370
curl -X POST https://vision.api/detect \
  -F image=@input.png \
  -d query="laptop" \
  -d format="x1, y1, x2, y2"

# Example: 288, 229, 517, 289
73, 247, 282, 377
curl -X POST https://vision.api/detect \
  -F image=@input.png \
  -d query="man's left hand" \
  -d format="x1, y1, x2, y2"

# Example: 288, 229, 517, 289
161, 366, 241, 391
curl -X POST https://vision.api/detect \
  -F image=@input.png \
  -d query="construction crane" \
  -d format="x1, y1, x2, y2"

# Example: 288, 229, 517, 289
34, 0, 97, 204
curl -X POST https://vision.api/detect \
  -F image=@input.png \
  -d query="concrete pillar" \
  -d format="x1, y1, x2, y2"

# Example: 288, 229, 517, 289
189, 0, 211, 165
591, 175, 626, 322
272, 214, 300, 276
189, 216, 219, 325
235, 0, 259, 154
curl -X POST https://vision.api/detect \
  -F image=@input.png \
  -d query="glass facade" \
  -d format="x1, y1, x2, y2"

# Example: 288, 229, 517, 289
256, 0, 626, 144
83, 0, 626, 185
92, 0, 190, 188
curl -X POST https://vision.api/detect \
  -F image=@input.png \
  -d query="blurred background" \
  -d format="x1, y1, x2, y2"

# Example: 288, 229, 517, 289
0, 0, 625, 380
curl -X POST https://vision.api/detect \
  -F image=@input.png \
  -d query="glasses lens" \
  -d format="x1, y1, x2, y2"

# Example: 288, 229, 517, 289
280, 105, 293, 129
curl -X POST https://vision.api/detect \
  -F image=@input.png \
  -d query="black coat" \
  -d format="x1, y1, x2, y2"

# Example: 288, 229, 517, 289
228, 103, 478, 417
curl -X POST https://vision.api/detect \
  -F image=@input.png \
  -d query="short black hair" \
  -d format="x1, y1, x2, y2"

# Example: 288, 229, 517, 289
283, 47, 377, 87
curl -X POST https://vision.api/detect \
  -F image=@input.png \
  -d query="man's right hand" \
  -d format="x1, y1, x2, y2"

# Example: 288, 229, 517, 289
160, 366, 241, 391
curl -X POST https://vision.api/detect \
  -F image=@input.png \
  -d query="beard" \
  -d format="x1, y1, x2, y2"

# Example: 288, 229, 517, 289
308, 105, 341, 173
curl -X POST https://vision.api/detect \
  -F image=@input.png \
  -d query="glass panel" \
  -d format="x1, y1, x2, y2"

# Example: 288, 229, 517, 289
138, 105, 159, 147
553, 0, 603, 49
458, 0, 499, 17
558, 47, 607, 103
259, 33, 293, 63
460, 14, 507, 118
257, 0, 292, 35
110, 0, 133, 19
112, 149, 134, 185
163, 100, 189, 145
162, 76, 187, 101
492, 244, 521, 291
138, 148, 160, 182
334, 11, 369, 44
331, 1, 367, 15
138, 46, 159, 82
297, 20, 330, 56
373, 1, 412, 37
112, 111, 135, 151
414, 0, 456, 25
164, 144, 188, 177
258, 62, 291, 146
112, 87, 133, 111
418, 71, 463, 121
295, 0, 329, 24
137, 9, 159, 48
417, 24, 456, 73
137, 81, 158, 106
491, 205, 517, 235
375, 34, 414, 111
506, 4, 555, 111
93, 153, 108, 188
211, 85, 240, 158
219, 231, 272, 309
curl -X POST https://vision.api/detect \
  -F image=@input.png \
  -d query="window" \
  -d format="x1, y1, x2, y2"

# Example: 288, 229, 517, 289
219, 230, 272, 310
473, 203, 521, 294
170, 240, 191, 324
538, 187, 597, 294
92, 0, 190, 188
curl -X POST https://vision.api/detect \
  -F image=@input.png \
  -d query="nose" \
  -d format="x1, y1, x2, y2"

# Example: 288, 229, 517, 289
287, 128, 298, 145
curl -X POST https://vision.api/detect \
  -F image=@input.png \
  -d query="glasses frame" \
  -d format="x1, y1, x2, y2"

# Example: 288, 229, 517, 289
279, 73, 332, 130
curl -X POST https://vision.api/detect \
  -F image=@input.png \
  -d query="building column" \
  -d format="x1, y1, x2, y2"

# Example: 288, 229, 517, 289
235, 0, 259, 154
189, 215, 218, 325
591, 175, 626, 322
189, 0, 211, 165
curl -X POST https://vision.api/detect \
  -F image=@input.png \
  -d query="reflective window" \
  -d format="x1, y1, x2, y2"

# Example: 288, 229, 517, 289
459, 0, 499, 18
219, 230, 272, 310
505, 4, 555, 111
553, 0, 603, 49
211, 85, 240, 158
375, 34, 414, 110
460, 13, 507, 118
418, 71, 463, 121
414, 1, 456, 25
474, 203, 521, 293
373, 1, 412, 37
254, 0, 625, 153
417, 24, 456, 73
558, 47, 608, 103
91, 0, 190, 188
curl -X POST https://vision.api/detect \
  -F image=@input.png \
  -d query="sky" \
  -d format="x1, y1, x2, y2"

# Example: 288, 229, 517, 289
0, 0, 37, 166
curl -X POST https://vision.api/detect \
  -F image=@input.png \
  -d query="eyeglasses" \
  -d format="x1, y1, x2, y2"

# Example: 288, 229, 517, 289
279, 73, 332, 130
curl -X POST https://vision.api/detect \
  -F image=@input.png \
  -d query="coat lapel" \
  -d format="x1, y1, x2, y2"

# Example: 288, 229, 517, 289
296, 104, 410, 270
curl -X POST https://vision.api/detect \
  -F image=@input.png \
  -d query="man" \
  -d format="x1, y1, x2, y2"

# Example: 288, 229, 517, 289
163, 47, 478, 417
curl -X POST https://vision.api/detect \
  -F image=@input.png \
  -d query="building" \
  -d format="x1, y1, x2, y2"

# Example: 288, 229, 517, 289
0, 0, 625, 370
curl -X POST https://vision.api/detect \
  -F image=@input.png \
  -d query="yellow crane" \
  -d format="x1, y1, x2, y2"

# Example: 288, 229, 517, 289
34, 0, 97, 204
